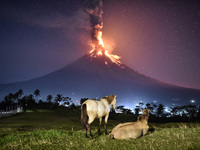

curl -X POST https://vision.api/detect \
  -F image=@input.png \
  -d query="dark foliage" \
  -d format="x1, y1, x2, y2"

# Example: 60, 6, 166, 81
1, 89, 200, 122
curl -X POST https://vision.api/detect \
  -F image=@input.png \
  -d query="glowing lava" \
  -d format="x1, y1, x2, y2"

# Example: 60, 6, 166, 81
89, 29, 123, 68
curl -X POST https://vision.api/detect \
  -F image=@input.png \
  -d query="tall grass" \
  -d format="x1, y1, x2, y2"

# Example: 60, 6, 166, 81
0, 110, 200, 150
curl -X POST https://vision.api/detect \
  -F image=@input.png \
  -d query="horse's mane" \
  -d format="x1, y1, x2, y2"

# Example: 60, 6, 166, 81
101, 95, 116, 105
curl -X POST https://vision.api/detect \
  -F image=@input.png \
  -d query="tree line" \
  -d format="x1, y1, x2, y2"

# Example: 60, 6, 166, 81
113, 102, 200, 123
0, 89, 76, 111
0, 89, 200, 122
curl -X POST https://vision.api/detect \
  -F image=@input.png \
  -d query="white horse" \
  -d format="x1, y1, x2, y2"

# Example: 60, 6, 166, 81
81, 95, 117, 138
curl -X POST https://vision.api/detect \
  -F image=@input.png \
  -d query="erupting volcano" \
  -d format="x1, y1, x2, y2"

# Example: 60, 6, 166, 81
88, 29, 123, 68
0, 0, 200, 107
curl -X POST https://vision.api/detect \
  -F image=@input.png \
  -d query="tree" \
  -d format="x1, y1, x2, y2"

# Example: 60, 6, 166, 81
135, 105, 140, 116
46, 95, 53, 103
19, 96, 27, 111
185, 105, 197, 119
146, 103, 153, 113
27, 94, 36, 109
54, 94, 64, 108
123, 108, 133, 114
4, 95, 10, 105
139, 102, 144, 109
63, 96, 72, 106
80, 98, 88, 105
34, 89, 40, 103
68, 103, 77, 110
117, 105, 125, 113
198, 106, 200, 121
14, 89, 24, 105
171, 106, 179, 116
17, 89, 23, 101
156, 104, 165, 117
4, 93, 14, 110
46, 95, 53, 109
18, 89, 24, 98
54, 94, 64, 104
144, 103, 157, 115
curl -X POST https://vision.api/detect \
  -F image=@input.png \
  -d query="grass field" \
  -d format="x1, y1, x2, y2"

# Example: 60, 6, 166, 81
0, 109, 200, 150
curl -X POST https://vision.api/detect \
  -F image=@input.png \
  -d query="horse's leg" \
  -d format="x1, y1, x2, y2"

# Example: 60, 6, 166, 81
83, 120, 89, 138
88, 115, 95, 139
104, 114, 109, 135
88, 125, 93, 139
85, 126, 89, 138
98, 118, 102, 135
85, 124, 93, 138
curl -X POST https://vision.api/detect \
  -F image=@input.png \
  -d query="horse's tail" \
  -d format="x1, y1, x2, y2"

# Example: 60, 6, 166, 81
109, 133, 114, 139
81, 104, 88, 131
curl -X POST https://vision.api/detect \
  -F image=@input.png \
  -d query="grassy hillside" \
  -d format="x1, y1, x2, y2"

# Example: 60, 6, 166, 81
0, 109, 200, 150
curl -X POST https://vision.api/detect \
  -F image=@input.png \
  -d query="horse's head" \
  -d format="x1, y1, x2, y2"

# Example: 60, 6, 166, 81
110, 95, 117, 110
140, 108, 150, 115
138, 108, 150, 124
101, 95, 117, 109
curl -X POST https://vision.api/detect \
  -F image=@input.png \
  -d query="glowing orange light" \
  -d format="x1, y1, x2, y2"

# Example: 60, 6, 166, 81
89, 23, 123, 68
98, 51, 103, 55
97, 31, 104, 47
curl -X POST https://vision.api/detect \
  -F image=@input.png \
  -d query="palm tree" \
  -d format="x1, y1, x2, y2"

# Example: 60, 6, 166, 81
13, 92, 19, 103
54, 94, 64, 104
27, 94, 36, 109
18, 89, 23, 99
14, 89, 24, 105
46, 95, 53, 109
34, 89, 40, 103
4, 95, 10, 105
19, 96, 27, 112
54, 94, 64, 109
46, 95, 53, 103
4, 93, 14, 110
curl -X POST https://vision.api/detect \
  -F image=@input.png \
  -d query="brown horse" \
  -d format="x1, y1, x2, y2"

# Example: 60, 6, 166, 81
81, 95, 117, 138
109, 108, 150, 139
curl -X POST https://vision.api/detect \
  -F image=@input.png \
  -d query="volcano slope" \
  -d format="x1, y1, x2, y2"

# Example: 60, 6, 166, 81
0, 52, 200, 107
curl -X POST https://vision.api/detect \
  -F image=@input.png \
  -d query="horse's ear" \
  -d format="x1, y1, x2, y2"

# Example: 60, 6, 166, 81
140, 109, 143, 112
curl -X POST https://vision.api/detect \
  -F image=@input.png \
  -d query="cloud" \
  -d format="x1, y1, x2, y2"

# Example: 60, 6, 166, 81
9, 6, 92, 46
17, 8, 90, 31
0, 2, 91, 34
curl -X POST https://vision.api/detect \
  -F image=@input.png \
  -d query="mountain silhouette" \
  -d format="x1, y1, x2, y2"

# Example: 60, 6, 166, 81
0, 51, 200, 107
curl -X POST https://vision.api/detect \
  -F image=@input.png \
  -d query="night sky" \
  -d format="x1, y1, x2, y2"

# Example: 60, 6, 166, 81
0, 0, 200, 89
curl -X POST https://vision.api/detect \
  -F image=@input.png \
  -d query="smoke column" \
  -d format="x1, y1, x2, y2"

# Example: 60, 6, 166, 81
85, 0, 103, 49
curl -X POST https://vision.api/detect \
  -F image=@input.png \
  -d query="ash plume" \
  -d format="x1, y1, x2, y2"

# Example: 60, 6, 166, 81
85, 0, 103, 47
